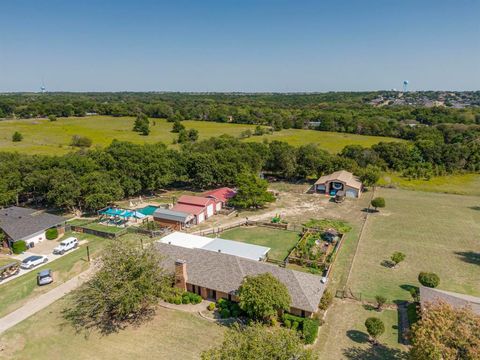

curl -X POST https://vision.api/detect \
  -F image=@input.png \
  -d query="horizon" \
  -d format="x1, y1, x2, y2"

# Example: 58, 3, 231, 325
1, 0, 479, 92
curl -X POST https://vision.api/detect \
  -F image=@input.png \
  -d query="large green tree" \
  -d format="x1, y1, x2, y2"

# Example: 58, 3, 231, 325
63, 240, 170, 334
238, 273, 291, 321
201, 323, 316, 360
229, 173, 275, 209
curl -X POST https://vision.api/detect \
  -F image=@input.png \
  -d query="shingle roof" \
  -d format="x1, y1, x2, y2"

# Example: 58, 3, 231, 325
314, 170, 362, 190
155, 242, 325, 312
172, 203, 205, 216
420, 286, 480, 315
0, 206, 65, 241
177, 195, 214, 207
153, 208, 193, 222
202, 187, 236, 203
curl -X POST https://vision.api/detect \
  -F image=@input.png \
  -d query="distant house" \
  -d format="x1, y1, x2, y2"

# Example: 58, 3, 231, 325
420, 286, 480, 315
172, 195, 216, 224
0, 206, 66, 248
202, 187, 236, 212
156, 242, 326, 317
153, 208, 195, 231
159, 231, 270, 261
314, 170, 362, 198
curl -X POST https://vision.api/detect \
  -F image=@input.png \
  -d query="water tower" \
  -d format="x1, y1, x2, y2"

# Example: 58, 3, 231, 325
403, 80, 409, 92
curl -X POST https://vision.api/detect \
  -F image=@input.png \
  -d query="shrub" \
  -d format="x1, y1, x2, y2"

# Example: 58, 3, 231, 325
375, 295, 387, 310
319, 291, 333, 310
182, 294, 191, 304
173, 297, 182, 305
208, 303, 215, 311
12, 131, 23, 142
391, 251, 406, 266
217, 298, 228, 310
45, 228, 58, 240
291, 321, 299, 330
12, 240, 27, 254
71, 135, 92, 148
418, 272, 440, 288
188, 292, 202, 304
48, 114, 57, 121
365, 317, 385, 343
284, 319, 291, 328
220, 308, 231, 319
302, 318, 319, 344
371, 197, 386, 210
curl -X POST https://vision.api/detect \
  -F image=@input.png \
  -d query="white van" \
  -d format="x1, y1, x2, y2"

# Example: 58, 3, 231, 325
53, 237, 79, 255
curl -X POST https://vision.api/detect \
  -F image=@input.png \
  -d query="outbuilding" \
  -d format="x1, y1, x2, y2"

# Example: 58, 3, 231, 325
153, 208, 195, 230
314, 170, 363, 198
202, 187, 236, 212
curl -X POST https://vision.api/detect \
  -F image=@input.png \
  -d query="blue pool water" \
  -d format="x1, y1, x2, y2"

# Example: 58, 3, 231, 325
136, 205, 159, 216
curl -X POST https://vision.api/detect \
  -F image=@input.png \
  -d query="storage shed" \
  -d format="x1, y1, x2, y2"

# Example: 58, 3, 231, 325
314, 170, 363, 198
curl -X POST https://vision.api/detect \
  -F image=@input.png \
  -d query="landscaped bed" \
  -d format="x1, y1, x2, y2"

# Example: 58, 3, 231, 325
214, 226, 300, 262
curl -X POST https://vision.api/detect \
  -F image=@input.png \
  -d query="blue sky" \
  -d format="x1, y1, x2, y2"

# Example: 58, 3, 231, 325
0, 0, 479, 92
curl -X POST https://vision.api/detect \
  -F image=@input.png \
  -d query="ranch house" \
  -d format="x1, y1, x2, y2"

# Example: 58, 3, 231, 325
314, 170, 363, 198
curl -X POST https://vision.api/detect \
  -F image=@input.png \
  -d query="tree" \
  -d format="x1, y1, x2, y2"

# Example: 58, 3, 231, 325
229, 173, 275, 209
187, 128, 199, 142
71, 135, 92, 148
133, 113, 150, 135
364, 317, 385, 344
418, 272, 440, 288
390, 252, 406, 267
371, 197, 385, 211
178, 129, 199, 143
375, 295, 387, 311
238, 273, 291, 321
48, 114, 57, 122
12, 131, 23, 142
201, 323, 316, 360
63, 240, 170, 334
410, 301, 480, 360
171, 120, 185, 133
359, 165, 381, 187
319, 290, 333, 310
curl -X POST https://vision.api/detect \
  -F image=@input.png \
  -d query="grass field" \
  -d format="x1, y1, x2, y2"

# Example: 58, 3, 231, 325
347, 188, 480, 302
314, 300, 407, 359
216, 226, 300, 262
0, 299, 224, 360
0, 116, 403, 155
380, 173, 480, 196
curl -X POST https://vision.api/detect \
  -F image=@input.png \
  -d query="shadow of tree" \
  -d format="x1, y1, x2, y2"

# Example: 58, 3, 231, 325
346, 330, 370, 344
343, 344, 408, 360
468, 206, 480, 211
380, 260, 394, 268
362, 304, 377, 312
455, 251, 480, 265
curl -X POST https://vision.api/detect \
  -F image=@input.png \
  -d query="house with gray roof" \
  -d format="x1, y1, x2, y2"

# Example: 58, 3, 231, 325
155, 242, 326, 317
420, 286, 480, 315
0, 206, 66, 247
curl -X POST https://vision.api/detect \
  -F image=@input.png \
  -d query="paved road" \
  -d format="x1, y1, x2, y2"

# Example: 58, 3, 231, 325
0, 267, 93, 335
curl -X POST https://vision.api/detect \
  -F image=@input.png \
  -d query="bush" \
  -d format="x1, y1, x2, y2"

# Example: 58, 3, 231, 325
291, 321, 299, 330
12, 240, 27, 254
48, 114, 57, 122
217, 298, 228, 310
187, 292, 202, 304
71, 135, 92, 148
45, 228, 58, 240
173, 297, 182, 305
220, 308, 231, 319
284, 319, 291, 328
12, 131, 23, 142
208, 303, 215, 311
371, 197, 386, 210
302, 318, 319, 344
182, 294, 191, 304
418, 272, 440, 288
319, 291, 333, 310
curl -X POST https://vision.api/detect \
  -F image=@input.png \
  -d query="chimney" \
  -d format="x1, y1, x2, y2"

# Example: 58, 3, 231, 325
174, 259, 188, 291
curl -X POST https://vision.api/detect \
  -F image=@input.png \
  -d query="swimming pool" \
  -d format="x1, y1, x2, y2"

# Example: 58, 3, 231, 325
136, 205, 159, 216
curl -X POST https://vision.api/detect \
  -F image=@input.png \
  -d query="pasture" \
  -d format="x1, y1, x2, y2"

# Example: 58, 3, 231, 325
347, 188, 480, 302
0, 299, 223, 360
0, 116, 403, 155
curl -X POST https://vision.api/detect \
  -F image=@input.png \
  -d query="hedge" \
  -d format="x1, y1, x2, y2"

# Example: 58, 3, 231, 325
12, 240, 27, 254
45, 228, 58, 240
302, 319, 319, 344
418, 272, 440, 288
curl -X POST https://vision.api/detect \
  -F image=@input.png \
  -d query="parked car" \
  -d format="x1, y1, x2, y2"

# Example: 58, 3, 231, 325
37, 269, 53, 286
20, 255, 48, 269
53, 237, 79, 255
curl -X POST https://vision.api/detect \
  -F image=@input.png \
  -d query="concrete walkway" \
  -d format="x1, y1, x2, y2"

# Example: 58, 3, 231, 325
0, 266, 93, 335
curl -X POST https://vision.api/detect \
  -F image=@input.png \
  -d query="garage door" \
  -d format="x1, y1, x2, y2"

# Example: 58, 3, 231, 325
197, 212, 205, 223
206, 204, 214, 217
215, 202, 222, 212
346, 189, 358, 198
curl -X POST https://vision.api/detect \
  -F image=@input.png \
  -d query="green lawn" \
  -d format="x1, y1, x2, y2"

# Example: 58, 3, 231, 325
0, 299, 224, 360
347, 188, 480, 302
379, 173, 480, 196
0, 256, 16, 267
0, 116, 403, 155
82, 222, 127, 234
314, 300, 407, 359
215, 226, 300, 262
